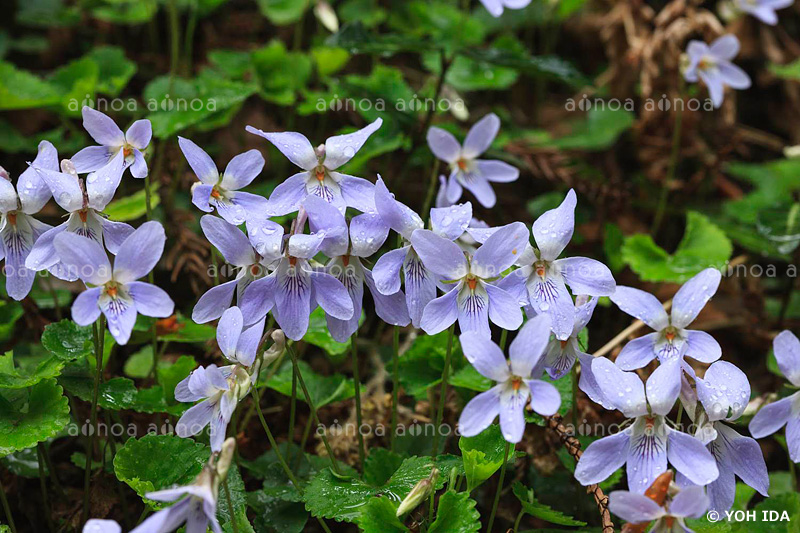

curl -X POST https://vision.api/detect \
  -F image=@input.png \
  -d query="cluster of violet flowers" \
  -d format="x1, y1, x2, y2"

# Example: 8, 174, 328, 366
4, 91, 797, 532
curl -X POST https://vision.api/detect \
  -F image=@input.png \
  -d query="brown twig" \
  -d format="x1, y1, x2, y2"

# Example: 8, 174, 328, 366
545, 414, 614, 533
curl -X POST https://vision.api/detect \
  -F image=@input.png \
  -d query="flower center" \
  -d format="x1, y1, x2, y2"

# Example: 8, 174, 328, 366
289, 256, 297, 267
122, 145, 133, 159
511, 376, 523, 392
104, 282, 119, 299
698, 56, 716, 71
534, 260, 547, 279
664, 326, 677, 342
342, 254, 350, 267
7, 211, 16, 226
456, 159, 468, 171
210, 187, 223, 200
79, 209, 89, 223
559, 339, 568, 349
466, 275, 478, 291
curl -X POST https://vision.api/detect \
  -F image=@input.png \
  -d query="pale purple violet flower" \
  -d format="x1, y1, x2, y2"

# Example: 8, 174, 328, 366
734, 0, 793, 25
749, 330, 800, 463
679, 361, 768, 513
175, 363, 250, 452
498, 189, 616, 340
179, 137, 269, 226
412, 221, 527, 337
683, 35, 751, 108
83, 519, 121, 533
427, 113, 519, 208
72, 106, 151, 179
608, 485, 708, 533
610, 268, 722, 370
303, 195, 410, 341
373, 176, 473, 327
479, 0, 532, 17
53, 221, 175, 345
28, 153, 134, 281
217, 306, 266, 367
575, 357, 718, 493
0, 142, 57, 299
131, 464, 222, 533
238, 201, 355, 340
246, 119, 382, 215
192, 214, 284, 323
540, 296, 610, 409
459, 314, 560, 443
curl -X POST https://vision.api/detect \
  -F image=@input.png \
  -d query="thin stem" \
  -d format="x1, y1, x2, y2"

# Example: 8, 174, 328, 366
287, 345, 341, 474
513, 508, 525, 532
0, 476, 17, 533
251, 388, 303, 487
432, 324, 456, 456
391, 326, 400, 452
676, 403, 684, 429
421, 156, 440, 220
571, 364, 578, 430
287, 364, 298, 467
487, 442, 511, 532
294, 416, 313, 471
789, 448, 798, 493
144, 174, 153, 220
37, 444, 55, 532
223, 479, 239, 533
182, 0, 198, 75
41, 441, 64, 499
499, 329, 509, 351
351, 332, 366, 470
82, 315, 105, 525
652, 81, 684, 234
45, 274, 62, 320
167, 0, 181, 89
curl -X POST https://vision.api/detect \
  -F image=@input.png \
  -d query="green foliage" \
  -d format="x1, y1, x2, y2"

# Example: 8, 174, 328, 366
545, 108, 634, 150
459, 424, 511, 492
104, 184, 161, 222
428, 491, 481, 533
356, 497, 408, 532
41, 320, 94, 361
363, 447, 405, 486
622, 211, 732, 283
252, 41, 313, 105
399, 330, 461, 400
256, 0, 309, 25
0, 352, 66, 389
0, 61, 61, 110
114, 434, 208, 506
0, 379, 70, 456
143, 72, 256, 138
266, 359, 354, 407
304, 456, 442, 522
512, 481, 586, 527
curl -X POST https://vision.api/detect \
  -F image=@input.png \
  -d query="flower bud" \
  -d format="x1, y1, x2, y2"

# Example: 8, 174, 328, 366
396, 467, 439, 517
216, 437, 237, 480
314, 1, 339, 33
60, 159, 78, 177
263, 329, 286, 366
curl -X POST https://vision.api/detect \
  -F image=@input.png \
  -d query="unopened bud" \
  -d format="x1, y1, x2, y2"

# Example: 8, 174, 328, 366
60, 159, 78, 177
396, 467, 439, 517
263, 329, 286, 365
217, 437, 237, 480
784, 145, 800, 159
232, 366, 252, 401
678, 53, 690, 77
314, 1, 339, 33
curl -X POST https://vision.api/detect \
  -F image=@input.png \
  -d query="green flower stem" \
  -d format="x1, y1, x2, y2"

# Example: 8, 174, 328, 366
351, 331, 366, 471
222, 479, 239, 533
513, 508, 525, 532
82, 315, 106, 525
652, 79, 684, 234
432, 324, 456, 455
45, 274, 62, 321
789, 448, 798, 492
286, 344, 342, 475
294, 416, 313, 471
391, 325, 400, 452
571, 364, 578, 430
250, 387, 333, 533
499, 329, 509, 350
37, 443, 54, 532
487, 441, 511, 532
0, 475, 17, 533
286, 364, 297, 467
